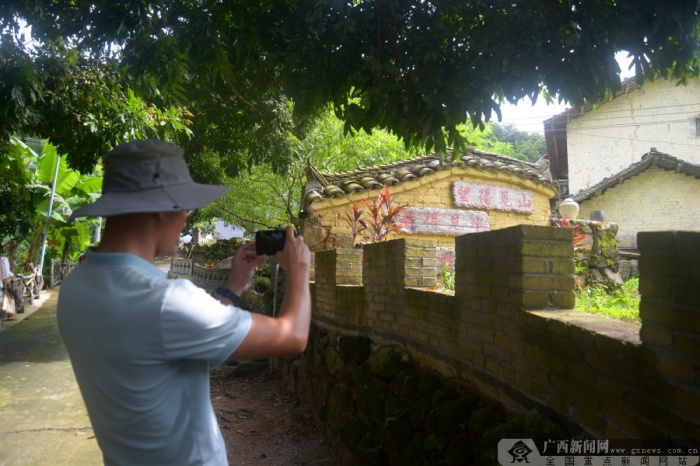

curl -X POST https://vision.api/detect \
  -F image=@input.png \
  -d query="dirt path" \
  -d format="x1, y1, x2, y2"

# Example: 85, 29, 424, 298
211, 363, 340, 466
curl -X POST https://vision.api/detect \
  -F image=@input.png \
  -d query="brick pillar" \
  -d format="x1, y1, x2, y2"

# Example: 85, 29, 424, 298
314, 248, 362, 316
455, 225, 575, 309
361, 238, 437, 333
638, 232, 700, 408
362, 238, 437, 289
335, 249, 363, 285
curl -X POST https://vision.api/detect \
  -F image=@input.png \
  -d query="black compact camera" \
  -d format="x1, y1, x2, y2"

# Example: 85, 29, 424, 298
255, 230, 291, 255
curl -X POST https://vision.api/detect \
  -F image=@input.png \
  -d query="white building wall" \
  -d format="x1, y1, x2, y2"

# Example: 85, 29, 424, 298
577, 167, 700, 248
214, 219, 245, 239
567, 78, 700, 195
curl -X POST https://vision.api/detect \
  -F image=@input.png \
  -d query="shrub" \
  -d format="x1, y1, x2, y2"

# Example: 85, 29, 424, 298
575, 278, 640, 324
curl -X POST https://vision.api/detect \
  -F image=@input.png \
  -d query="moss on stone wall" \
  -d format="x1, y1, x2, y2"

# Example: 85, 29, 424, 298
279, 325, 578, 465
554, 219, 623, 290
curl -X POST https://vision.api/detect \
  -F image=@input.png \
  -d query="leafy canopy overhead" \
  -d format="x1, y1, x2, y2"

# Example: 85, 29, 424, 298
3, 0, 699, 162
0, 38, 194, 173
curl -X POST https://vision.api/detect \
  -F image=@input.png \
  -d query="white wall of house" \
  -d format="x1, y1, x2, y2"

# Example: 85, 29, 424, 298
567, 78, 700, 195
214, 219, 245, 239
577, 167, 700, 248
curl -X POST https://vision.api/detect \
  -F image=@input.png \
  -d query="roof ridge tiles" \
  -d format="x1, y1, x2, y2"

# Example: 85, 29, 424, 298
302, 149, 555, 212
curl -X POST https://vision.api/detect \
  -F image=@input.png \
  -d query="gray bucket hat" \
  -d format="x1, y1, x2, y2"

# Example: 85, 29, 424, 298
69, 140, 230, 221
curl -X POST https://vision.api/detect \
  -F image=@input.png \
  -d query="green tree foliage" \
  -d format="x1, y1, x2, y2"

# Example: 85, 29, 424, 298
0, 138, 34, 241
199, 110, 419, 232
2, 138, 102, 271
452, 122, 546, 162
197, 113, 542, 232
488, 124, 547, 162
3, 1, 698, 170
0, 37, 195, 173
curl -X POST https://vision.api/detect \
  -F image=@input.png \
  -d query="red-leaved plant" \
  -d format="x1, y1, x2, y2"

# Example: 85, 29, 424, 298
340, 185, 411, 246
340, 200, 367, 247
554, 217, 588, 251
360, 185, 411, 243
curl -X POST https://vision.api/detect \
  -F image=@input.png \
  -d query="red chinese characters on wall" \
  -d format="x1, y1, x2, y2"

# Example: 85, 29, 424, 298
396, 208, 490, 235
436, 247, 456, 271
451, 181, 534, 214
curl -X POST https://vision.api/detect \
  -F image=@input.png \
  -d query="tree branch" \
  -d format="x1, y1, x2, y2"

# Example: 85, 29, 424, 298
221, 73, 261, 117
215, 202, 277, 229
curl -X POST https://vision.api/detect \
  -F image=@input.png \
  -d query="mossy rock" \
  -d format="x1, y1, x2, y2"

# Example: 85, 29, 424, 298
425, 395, 480, 441
398, 434, 427, 466
327, 383, 354, 430
339, 417, 366, 450
351, 362, 372, 388
394, 371, 422, 403
355, 375, 390, 420
336, 359, 359, 385
431, 387, 459, 407
381, 417, 414, 464
367, 346, 410, 380
481, 414, 568, 466
325, 346, 345, 376
423, 435, 448, 463
444, 434, 476, 466
417, 374, 444, 397
302, 355, 318, 382
407, 396, 432, 429
354, 426, 388, 466
315, 333, 333, 360
289, 359, 305, 394
384, 389, 409, 418
313, 376, 332, 420
338, 335, 372, 363
468, 407, 506, 437
304, 340, 322, 371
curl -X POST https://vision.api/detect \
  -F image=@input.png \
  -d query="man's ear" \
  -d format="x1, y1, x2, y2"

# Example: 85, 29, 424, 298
150, 212, 168, 230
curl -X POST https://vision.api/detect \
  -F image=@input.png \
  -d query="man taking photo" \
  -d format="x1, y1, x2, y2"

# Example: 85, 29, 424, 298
57, 139, 311, 466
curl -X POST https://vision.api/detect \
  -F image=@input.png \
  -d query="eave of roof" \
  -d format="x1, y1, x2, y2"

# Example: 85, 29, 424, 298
302, 148, 556, 212
572, 149, 700, 203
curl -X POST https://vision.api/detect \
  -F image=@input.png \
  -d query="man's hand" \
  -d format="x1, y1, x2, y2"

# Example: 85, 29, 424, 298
226, 242, 267, 296
228, 226, 312, 360
275, 226, 311, 273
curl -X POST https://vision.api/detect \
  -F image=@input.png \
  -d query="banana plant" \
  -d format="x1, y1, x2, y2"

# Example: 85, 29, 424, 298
7, 137, 102, 271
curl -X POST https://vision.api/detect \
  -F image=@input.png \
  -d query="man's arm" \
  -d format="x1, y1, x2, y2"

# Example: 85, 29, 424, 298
220, 227, 312, 360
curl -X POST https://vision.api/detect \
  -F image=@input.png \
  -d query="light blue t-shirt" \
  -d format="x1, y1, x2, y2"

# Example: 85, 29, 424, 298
57, 249, 252, 465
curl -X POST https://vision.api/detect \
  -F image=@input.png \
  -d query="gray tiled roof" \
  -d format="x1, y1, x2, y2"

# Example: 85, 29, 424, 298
302, 148, 556, 212
572, 149, 700, 203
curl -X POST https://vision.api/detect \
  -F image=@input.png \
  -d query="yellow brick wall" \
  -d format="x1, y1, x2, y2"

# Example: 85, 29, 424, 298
578, 167, 700, 248
304, 166, 557, 249
309, 230, 700, 440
